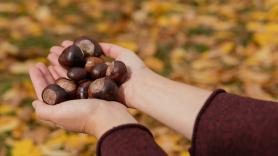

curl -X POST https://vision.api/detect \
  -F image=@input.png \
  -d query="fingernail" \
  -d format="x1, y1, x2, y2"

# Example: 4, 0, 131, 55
32, 101, 37, 108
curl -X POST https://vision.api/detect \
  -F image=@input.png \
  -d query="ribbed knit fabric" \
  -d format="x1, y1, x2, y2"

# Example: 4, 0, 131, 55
190, 89, 278, 156
96, 124, 167, 156
97, 90, 278, 156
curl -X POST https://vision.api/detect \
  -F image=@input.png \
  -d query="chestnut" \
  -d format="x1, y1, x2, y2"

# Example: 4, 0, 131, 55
67, 67, 89, 82
74, 36, 103, 57
90, 63, 108, 80
58, 45, 85, 68
84, 57, 105, 72
106, 60, 128, 85
42, 84, 68, 105
56, 78, 77, 99
76, 80, 92, 99
88, 77, 119, 101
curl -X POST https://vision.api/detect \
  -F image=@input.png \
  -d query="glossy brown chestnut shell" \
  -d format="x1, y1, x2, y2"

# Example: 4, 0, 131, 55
56, 78, 77, 99
106, 60, 128, 85
74, 36, 103, 57
67, 67, 89, 82
76, 80, 92, 99
88, 77, 119, 101
84, 57, 105, 72
42, 84, 69, 105
90, 63, 108, 80
58, 45, 86, 68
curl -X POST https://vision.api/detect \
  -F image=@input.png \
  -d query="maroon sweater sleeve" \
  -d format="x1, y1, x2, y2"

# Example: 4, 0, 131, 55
190, 89, 278, 156
96, 124, 167, 156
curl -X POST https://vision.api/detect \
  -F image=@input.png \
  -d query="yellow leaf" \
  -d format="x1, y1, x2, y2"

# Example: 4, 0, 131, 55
0, 104, 14, 114
180, 151, 191, 156
220, 42, 234, 54
96, 23, 110, 33
12, 139, 43, 156
45, 130, 67, 149
156, 134, 183, 152
266, 23, 278, 33
158, 15, 181, 27
0, 116, 19, 133
254, 33, 274, 47
64, 134, 96, 152
158, 16, 169, 27
143, 1, 175, 14
192, 59, 218, 70
145, 57, 165, 72
40, 145, 74, 156
35, 6, 52, 22
35, 57, 48, 64
0, 42, 19, 59
52, 24, 74, 35
246, 22, 262, 31
267, 3, 278, 20
171, 48, 186, 66
9, 61, 34, 74
115, 41, 138, 52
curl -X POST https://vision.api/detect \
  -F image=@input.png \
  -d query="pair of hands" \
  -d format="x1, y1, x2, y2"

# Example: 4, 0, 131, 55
29, 41, 149, 138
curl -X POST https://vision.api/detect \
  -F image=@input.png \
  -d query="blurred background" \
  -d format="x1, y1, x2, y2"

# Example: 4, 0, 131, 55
0, 0, 277, 155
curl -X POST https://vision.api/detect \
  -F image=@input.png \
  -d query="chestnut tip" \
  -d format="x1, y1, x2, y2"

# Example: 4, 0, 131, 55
42, 84, 69, 105
88, 77, 119, 101
55, 78, 77, 99
74, 36, 103, 57
85, 57, 105, 72
106, 60, 128, 85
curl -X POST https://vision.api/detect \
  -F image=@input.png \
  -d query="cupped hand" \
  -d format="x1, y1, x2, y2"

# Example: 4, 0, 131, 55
31, 99, 136, 138
46, 40, 150, 107
29, 59, 137, 138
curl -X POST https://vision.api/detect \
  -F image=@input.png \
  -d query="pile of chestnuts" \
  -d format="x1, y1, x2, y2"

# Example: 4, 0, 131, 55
42, 37, 128, 105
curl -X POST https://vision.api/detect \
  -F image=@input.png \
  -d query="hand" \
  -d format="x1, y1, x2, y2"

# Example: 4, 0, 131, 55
29, 62, 137, 138
46, 40, 150, 107
44, 40, 211, 139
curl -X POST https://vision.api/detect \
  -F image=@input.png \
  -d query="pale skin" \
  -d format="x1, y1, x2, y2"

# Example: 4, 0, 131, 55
29, 40, 212, 140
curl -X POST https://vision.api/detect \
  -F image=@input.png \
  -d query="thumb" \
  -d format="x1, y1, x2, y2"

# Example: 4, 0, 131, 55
100, 43, 131, 59
32, 100, 57, 121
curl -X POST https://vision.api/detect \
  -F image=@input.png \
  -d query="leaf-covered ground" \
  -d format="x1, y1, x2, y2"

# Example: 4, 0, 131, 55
0, 0, 277, 156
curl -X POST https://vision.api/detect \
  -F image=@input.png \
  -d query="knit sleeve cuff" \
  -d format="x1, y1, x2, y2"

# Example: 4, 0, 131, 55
189, 89, 226, 155
96, 124, 153, 155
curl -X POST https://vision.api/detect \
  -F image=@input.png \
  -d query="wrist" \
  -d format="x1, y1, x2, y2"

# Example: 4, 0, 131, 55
124, 68, 160, 108
85, 103, 138, 139
123, 68, 212, 138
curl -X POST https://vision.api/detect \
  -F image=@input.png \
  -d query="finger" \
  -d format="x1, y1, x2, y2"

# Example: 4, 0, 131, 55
99, 43, 130, 59
53, 66, 68, 78
33, 100, 89, 124
47, 53, 60, 66
29, 66, 48, 100
50, 46, 64, 56
61, 40, 73, 47
35, 63, 55, 84
33, 100, 57, 121
48, 66, 60, 80
37, 119, 56, 128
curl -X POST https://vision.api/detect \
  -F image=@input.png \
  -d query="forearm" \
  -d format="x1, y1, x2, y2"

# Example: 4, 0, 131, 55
126, 69, 212, 139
